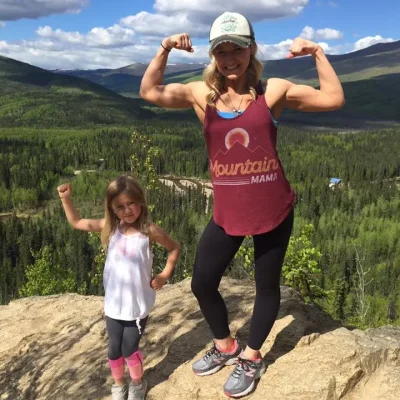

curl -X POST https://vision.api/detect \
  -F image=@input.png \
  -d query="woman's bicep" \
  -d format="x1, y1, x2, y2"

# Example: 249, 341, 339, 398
285, 84, 343, 112
141, 82, 194, 109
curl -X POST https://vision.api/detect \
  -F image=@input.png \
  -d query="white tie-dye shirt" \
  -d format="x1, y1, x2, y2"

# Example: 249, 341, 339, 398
103, 229, 155, 321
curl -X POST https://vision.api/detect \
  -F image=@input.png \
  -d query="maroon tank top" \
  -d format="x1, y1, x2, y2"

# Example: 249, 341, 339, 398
204, 94, 295, 235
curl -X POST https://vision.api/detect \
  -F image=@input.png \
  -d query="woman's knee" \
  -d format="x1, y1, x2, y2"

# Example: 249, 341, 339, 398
191, 275, 205, 298
191, 275, 218, 299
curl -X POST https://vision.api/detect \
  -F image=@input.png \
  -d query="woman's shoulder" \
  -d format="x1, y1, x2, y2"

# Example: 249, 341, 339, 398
187, 81, 208, 95
264, 78, 293, 93
263, 78, 294, 109
187, 81, 209, 112
187, 80, 207, 88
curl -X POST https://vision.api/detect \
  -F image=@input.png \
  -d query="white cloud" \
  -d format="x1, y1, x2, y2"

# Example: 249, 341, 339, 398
0, 40, 9, 50
0, 0, 89, 21
0, 20, 5, 28
121, 0, 309, 38
0, 39, 150, 70
87, 26, 135, 48
300, 26, 315, 40
36, 25, 136, 48
1, 30, 396, 70
153, 0, 309, 19
0, 1, 396, 70
37, 26, 84, 45
121, 11, 208, 37
300, 26, 343, 41
257, 39, 294, 60
257, 38, 339, 59
316, 41, 331, 52
312, 35, 396, 56
353, 35, 394, 51
0, 36, 291, 70
0, 0, 312, 69
315, 28, 343, 40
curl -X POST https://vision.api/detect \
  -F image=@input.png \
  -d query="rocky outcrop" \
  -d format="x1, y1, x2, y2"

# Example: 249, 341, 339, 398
1, 278, 399, 399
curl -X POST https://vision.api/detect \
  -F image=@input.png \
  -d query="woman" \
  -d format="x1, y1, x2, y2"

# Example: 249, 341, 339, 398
140, 11, 344, 398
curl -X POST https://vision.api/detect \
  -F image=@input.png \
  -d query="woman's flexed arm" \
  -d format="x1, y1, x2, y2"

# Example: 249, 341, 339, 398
282, 38, 345, 112
140, 33, 196, 109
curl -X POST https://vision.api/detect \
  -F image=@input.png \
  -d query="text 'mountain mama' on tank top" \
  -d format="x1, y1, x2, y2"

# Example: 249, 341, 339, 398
204, 93, 295, 236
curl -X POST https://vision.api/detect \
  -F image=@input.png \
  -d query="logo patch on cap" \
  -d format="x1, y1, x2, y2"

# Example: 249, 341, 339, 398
219, 14, 239, 33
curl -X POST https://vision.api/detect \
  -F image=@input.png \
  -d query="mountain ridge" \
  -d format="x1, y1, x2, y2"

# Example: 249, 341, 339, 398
55, 40, 400, 86
0, 55, 154, 127
1, 40, 400, 127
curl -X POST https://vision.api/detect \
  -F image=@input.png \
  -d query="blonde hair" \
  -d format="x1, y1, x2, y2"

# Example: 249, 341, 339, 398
101, 175, 155, 247
203, 43, 264, 106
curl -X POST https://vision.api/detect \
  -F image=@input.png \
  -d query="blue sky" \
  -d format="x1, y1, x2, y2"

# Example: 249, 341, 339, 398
0, 0, 398, 70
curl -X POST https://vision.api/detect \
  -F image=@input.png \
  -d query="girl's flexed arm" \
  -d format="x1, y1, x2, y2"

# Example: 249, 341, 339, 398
139, 33, 196, 109
149, 224, 180, 290
57, 183, 105, 232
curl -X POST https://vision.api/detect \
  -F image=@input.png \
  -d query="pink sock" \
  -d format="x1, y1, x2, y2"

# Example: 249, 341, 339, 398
216, 338, 237, 353
241, 351, 262, 361
125, 350, 143, 380
109, 356, 124, 380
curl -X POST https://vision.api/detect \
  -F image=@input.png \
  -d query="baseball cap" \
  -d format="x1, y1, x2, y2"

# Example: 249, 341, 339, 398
209, 12, 255, 52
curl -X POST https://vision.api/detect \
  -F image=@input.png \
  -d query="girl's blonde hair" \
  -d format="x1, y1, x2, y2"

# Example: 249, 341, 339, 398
101, 175, 155, 247
203, 43, 264, 106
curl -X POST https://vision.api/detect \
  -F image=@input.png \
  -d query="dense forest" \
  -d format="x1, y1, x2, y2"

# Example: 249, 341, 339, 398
0, 123, 399, 330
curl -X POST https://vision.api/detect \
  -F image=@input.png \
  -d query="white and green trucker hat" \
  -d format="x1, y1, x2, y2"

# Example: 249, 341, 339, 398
209, 12, 255, 51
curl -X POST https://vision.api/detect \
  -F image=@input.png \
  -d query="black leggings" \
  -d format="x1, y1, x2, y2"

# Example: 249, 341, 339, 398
191, 209, 293, 350
105, 316, 148, 360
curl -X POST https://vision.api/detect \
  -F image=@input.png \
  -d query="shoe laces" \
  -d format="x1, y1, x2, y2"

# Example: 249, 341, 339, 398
204, 344, 223, 360
232, 357, 258, 378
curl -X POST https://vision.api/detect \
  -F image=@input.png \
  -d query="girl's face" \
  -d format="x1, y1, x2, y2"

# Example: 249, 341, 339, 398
212, 42, 253, 80
111, 192, 141, 224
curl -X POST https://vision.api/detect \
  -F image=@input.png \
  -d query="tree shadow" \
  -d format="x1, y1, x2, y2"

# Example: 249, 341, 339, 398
0, 285, 343, 399
144, 293, 253, 390
0, 290, 251, 399
235, 288, 343, 371
0, 315, 110, 400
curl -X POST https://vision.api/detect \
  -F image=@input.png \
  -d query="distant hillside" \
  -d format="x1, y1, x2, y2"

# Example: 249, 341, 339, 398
55, 40, 400, 125
2, 40, 399, 128
57, 63, 206, 96
0, 56, 154, 127
286, 43, 400, 84
59, 41, 400, 88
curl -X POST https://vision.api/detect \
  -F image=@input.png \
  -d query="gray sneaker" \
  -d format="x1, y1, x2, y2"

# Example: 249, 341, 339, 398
192, 339, 242, 376
223, 355, 266, 398
127, 379, 147, 400
111, 384, 127, 400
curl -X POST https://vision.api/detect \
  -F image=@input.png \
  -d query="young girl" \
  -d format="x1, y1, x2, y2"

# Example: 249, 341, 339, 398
57, 175, 180, 400
140, 11, 344, 398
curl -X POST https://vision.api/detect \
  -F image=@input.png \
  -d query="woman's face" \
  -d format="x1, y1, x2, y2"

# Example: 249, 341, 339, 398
212, 42, 253, 80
